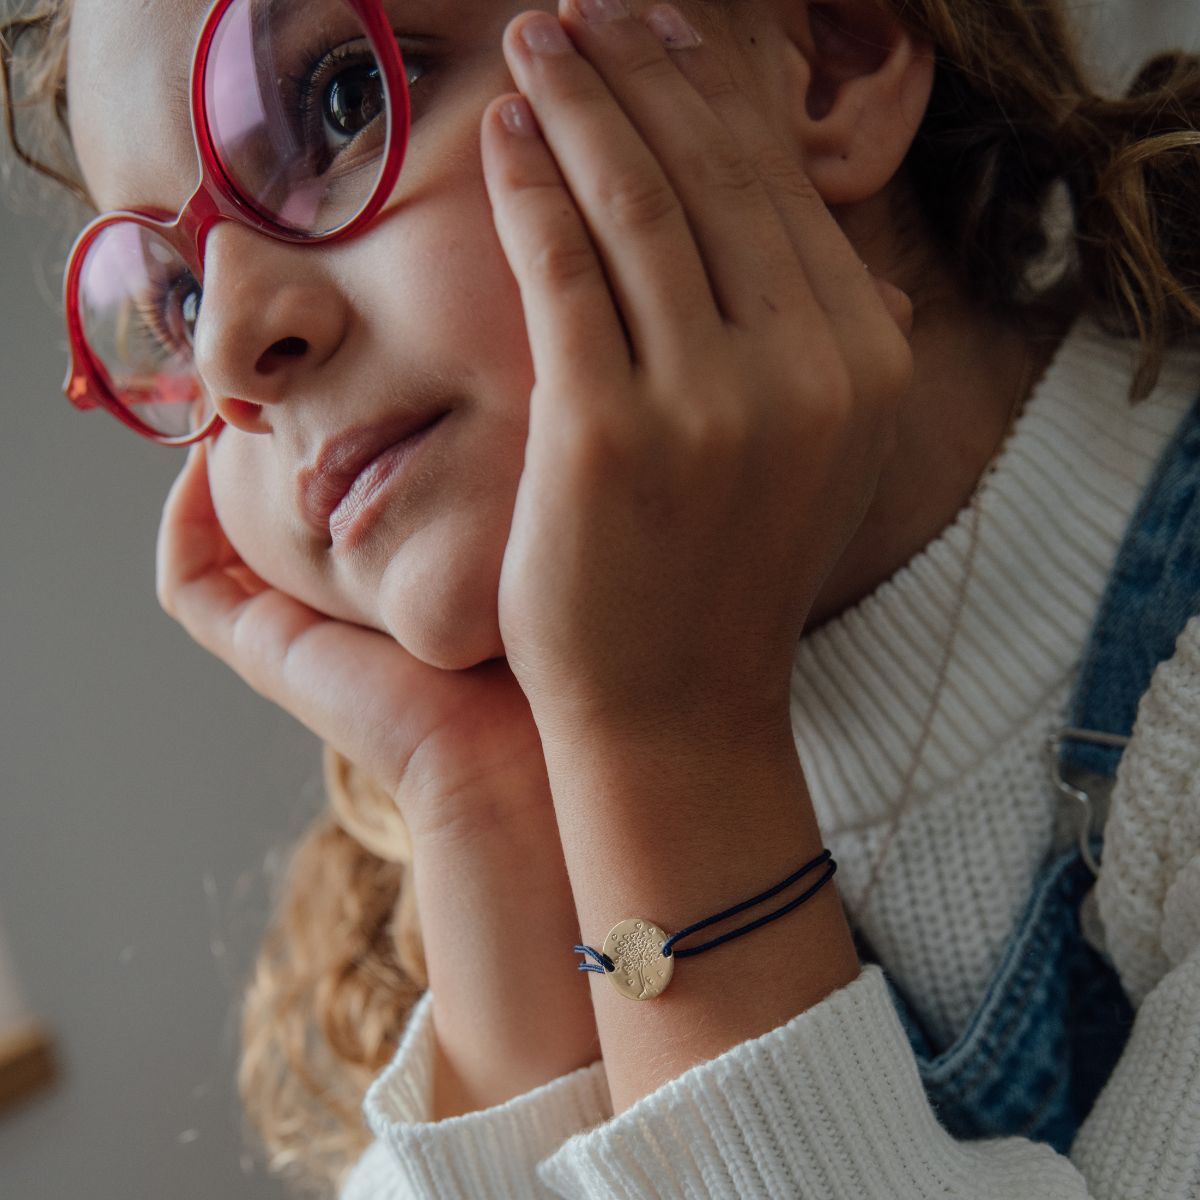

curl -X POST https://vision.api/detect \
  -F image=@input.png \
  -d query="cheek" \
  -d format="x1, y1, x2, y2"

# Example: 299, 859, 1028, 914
338, 205, 537, 662
360, 93, 535, 381
205, 433, 341, 614
199, 130, 538, 657
361, 82, 537, 446
206, 435, 283, 570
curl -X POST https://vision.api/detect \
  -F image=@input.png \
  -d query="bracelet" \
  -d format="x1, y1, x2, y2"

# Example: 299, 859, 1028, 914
573, 849, 837, 1000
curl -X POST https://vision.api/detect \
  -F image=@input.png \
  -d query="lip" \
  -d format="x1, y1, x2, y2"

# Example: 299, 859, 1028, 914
298, 407, 450, 540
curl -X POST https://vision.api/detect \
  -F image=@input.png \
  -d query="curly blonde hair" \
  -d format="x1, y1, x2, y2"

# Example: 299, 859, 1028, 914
235, 747, 425, 1195
4, 0, 1200, 1194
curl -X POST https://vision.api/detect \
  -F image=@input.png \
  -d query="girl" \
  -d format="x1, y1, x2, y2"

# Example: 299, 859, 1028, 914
3, 0, 1200, 1197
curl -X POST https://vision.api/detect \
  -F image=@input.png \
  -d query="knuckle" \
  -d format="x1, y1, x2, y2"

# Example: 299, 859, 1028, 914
696, 69, 744, 107
805, 363, 856, 435
559, 410, 637, 483
849, 328, 912, 411
226, 600, 257, 666
537, 61, 598, 108
622, 46, 677, 89
497, 152, 546, 194
677, 398, 747, 453
228, 597, 276, 694
528, 234, 597, 290
753, 147, 820, 205
277, 616, 321, 687
878, 334, 915, 398
596, 170, 678, 232
690, 138, 761, 199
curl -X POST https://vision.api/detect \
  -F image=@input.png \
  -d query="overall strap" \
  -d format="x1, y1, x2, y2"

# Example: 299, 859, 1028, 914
1061, 391, 1200, 780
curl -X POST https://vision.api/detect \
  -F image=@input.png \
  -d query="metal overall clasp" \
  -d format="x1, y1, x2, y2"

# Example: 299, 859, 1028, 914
1045, 727, 1133, 877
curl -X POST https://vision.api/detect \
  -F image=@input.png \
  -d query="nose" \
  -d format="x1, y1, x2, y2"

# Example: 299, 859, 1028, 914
191, 222, 350, 434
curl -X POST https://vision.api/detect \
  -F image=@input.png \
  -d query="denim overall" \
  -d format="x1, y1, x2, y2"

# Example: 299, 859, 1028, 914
855, 390, 1200, 1156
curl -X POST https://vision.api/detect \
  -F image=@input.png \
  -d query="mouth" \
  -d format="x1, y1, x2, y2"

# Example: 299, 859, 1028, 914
298, 407, 451, 540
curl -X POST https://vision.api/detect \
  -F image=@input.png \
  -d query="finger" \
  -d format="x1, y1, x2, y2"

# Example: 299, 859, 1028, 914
480, 93, 634, 391
156, 442, 372, 702
871, 273, 914, 340
155, 443, 432, 792
495, 10, 727, 371
156, 439, 238, 621
650, 10, 914, 383
156, 439, 288, 664
550, 0, 829, 337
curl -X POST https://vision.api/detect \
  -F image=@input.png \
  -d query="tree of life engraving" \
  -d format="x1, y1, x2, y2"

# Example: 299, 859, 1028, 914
615, 921, 668, 999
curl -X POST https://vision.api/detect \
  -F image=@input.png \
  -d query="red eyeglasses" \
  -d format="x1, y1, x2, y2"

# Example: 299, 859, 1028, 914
62, 0, 413, 445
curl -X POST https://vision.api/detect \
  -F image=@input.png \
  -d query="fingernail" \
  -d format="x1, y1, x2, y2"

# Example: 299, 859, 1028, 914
577, 0, 627, 23
500, 96, 539, 138
644, 3, 702, 47
520, 13, 573, 54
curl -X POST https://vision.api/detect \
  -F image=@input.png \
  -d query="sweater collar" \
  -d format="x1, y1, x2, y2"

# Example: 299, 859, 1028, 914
790, 312, 1200, 834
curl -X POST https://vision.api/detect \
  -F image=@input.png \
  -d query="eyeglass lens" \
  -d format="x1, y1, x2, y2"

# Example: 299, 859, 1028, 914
207, 0, 392, 236
78, 223, 210, 439
75, 0, 394, 438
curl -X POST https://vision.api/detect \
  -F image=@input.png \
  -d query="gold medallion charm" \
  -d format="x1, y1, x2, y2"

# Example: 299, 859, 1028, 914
602, 918, 674, 1000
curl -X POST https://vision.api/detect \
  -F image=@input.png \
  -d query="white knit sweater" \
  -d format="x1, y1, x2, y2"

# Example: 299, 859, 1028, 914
340, 312, 1200, 1200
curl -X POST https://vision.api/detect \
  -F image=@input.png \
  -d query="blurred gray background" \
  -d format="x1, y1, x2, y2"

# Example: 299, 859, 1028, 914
2, 2, 1199, 1198
0, 205, 313, 1193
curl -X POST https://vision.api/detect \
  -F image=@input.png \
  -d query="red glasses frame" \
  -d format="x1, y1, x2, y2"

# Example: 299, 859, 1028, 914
62, 0, 412, 446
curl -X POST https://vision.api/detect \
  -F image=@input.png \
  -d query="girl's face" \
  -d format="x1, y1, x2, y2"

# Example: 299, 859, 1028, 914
71, 0, 687, 670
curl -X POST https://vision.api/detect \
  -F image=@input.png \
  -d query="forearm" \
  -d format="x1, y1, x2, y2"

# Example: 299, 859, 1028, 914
543, 724, 861, 1115
409, 803, 601, 1119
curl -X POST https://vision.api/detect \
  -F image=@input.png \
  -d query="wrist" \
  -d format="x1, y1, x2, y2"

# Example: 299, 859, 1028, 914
541, 709, 802, 839
537, 727, 857, 1113
539, 702, 797, 784
399, 759, 558, 851
543, 722, 821, 932
409, 792, 599, 1117
527, 672, 796, 763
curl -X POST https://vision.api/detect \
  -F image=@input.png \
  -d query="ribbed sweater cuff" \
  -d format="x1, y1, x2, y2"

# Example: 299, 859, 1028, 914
360, 989, 612, 1200
537, 964, 1086, 1199
1071, 953, 1200, 1199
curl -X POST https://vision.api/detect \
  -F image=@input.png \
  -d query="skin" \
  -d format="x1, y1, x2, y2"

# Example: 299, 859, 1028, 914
68, 0, 1063, 678
65, 0, 1071, 1116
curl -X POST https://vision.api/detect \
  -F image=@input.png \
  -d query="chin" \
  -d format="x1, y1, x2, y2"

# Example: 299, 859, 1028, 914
376, 527, 507, 671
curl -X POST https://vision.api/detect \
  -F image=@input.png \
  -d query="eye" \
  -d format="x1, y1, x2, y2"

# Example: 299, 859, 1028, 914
297, 40, 431, 172
323, 58, 385, 138
135, 272, 202, 361
174, 285, 202, 347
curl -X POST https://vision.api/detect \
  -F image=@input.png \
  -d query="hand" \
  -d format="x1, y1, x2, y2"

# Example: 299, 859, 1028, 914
155, 440, 555, 847
481, 0, 913, 748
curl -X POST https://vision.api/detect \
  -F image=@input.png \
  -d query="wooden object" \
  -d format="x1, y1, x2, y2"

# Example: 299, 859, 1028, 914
0, 1020, 58, 1116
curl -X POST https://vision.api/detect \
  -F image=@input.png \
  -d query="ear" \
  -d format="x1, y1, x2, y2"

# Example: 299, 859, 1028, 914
777, 0, 936, 206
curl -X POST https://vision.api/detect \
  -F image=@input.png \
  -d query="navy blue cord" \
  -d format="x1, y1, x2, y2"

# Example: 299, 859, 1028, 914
574, 849, 837, 975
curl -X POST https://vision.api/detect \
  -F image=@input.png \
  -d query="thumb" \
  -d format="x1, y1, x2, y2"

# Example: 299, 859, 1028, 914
870, 273, 914, 341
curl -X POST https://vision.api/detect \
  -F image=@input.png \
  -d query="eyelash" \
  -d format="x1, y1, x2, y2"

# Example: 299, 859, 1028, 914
137, 37, 435, 358
292, 36, 435, 135
133, 274, 198, 363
